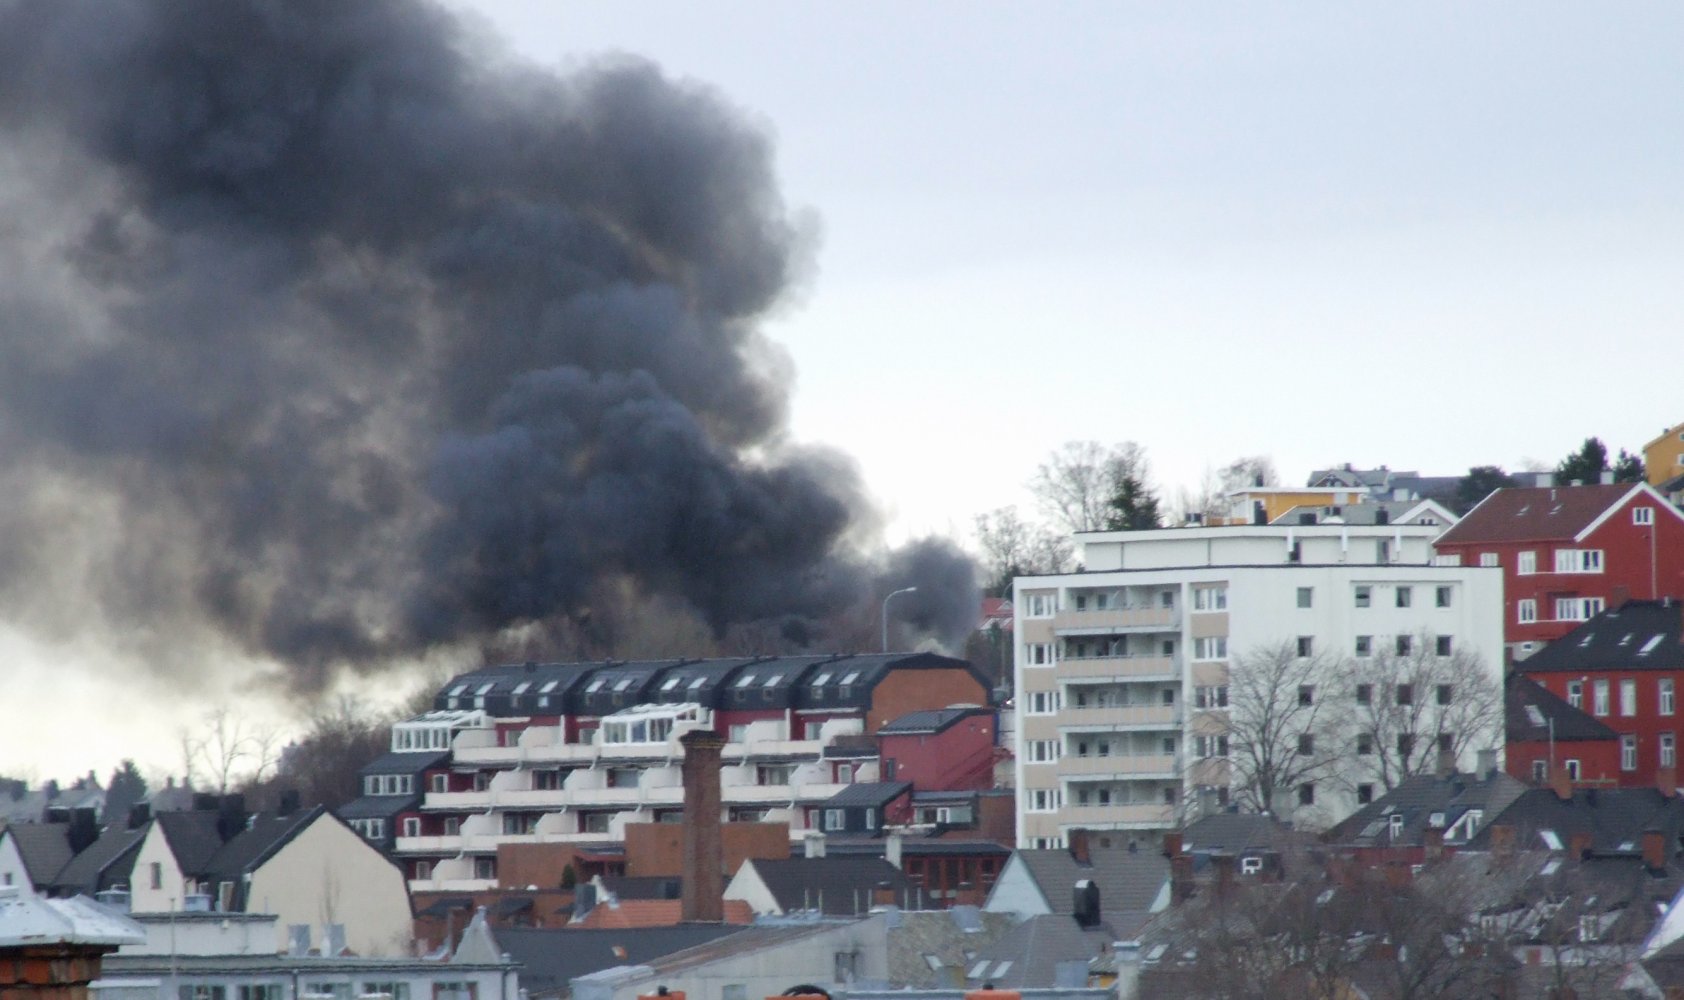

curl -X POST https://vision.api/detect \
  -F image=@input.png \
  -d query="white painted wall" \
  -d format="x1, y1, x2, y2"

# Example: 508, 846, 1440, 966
120, 913, 279, 956
128, 823, 192, 914
979, 853, 1051, 918
0, 832, 33, 892
721, 861, 781, 915
244, 814, 412, 956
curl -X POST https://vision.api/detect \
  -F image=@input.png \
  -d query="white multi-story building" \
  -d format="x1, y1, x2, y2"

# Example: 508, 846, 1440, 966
1012, 518, 1504, 846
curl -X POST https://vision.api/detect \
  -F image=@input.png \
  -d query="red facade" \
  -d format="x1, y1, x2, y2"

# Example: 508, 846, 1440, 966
1434, 484, 1684, 656
879, 711, 998, 791
1517, 670, 1679, 787
1504, 736, 1622, 787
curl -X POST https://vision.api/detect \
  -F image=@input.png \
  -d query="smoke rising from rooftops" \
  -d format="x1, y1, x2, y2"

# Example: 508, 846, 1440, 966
0, 0, 976, 694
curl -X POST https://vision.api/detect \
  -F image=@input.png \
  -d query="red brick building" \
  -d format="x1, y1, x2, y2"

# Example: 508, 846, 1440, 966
1514, 599, 1684, 787
1504, 672, 1620, 787
1433, 483, 1684, 661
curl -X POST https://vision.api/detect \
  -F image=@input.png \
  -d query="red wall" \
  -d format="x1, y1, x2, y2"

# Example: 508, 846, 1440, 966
1521, 669, 1683, 787
1436, 491, 1684, 649
1504, 737, 1622, 787
880, 712, 997, 792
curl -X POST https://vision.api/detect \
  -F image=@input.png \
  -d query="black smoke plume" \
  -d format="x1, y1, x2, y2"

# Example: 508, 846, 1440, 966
0, 0, 976, 694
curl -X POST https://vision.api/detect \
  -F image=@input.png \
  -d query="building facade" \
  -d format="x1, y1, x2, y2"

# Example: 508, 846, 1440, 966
1432, 483, 1684, 661
1012, 523, 1504, 846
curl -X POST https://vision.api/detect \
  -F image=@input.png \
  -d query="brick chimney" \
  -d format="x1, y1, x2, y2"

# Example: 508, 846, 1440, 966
1551, 767, 1573, 800
1569, 831, 1593, 860
1660, 768, 1678, 799
1170, 853, 1195, 904
1490, 824, 1515, 861
1161, 832, 1183, 860
1644, 828, 1668, 870
679, 729, 726, 923
1068, 828, 1091, 866
1211, 853, 1235, 897
1422, 826, 1445, 862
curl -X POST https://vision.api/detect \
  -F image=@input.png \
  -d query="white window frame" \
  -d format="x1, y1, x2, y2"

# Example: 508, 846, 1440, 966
1663, 733, 1676, 769
1621, 734, 1638, 772
1517, 599, 1537, 624
1566, 680, 1583, 709
1662, 679, 1675, 717
1554, 549, 1605, 574
1635, 506, 1655, 525
1594, 680, 1610, 716
1025, 788, 1060, 813
1516, 551, 1535, 575
1025, 691, 1060, 716
1027, 740, 1060, 763
1025, 643, 1054, 667
1024, 593, 1056, 618
1481, 552, 1501, 568
1193, 586, 1228, 612
1621, 678, 1638, 717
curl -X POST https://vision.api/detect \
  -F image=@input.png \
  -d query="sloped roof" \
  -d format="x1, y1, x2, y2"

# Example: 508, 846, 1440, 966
203, 808, 322, 885
154, 812, 225, 873
967, 913, 1113, 989
822, 781, 911, 809
46, 824, 147, 896
1467, 786, 1684, 854
1327, 769, 1529, 847
358, 750, 448, 776
1435, 484, 1634, 545
334, 795, 418, 821
573, 898, 753, 928
494, 925, 745, 998
884, 907, 1017, 989
1181, 812, 1312, 854
1518, 600, 1684, 673
879, 708, 988, 735
2, 823, 73, 886
1011, 846, 1169, 923
1506, 672, 1618, 743
741, 857, 910, 916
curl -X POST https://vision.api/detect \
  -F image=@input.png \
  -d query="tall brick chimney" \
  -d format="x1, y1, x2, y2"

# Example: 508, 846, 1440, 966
679, 729, 726, 923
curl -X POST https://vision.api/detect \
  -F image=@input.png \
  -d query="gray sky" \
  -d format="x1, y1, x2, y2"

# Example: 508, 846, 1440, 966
459, 1, 1684, 537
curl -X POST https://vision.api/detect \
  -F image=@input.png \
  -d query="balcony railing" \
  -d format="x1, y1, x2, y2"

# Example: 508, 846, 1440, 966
1058, 753, 1180, 777
1053, 608, 1180, 633
1057, 705, 1182, 730
1056, 655, 1180, 680
1058, 803, 1177, 827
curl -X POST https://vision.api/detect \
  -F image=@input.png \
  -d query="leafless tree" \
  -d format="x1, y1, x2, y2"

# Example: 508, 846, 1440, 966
1226, 641, 1351, 822
1334, 632, 1502, 792
181, 706, 280, 794
972, 505, 1072, 593
1029, 440, 1157, 534
1219, 455, 1280, 493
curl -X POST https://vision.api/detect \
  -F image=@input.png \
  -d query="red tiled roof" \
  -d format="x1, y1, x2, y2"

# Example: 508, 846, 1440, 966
1435, 485, 1635, 546
574, 899, 754, 929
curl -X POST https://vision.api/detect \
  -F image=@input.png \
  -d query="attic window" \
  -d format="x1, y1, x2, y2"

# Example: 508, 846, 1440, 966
1539, 830, 1563, 850
661, 677, 681, 691
475, 683, 494, 696
1620, 633, 1635, 646
539, 680, 559, 693
613, 677, 634, 692
811, 672, 832, 688
736, 674, 757, 688
842, 671, 861, 685
511, 681, 531, 696
1525, 706, 1546, 727
1579, 633, 1595, 647
688, 677, 707, 690
586, 679, 606, 693
449, 684, 468, 697
762, 675, 781, 688
1641, 635, 1665, 656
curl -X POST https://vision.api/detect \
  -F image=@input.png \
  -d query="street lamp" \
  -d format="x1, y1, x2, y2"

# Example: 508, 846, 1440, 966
882, 586, 919, 652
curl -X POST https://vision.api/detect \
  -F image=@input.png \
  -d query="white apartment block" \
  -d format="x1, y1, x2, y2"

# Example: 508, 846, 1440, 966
1012, 521, 1504, 847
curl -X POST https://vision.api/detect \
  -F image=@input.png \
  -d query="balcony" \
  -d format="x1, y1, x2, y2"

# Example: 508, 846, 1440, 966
1053, 608, 1179, 634
423, 790, 493, 810
407, 877, 496, 893
393, 834, 464, 854
1057, 655, 1180, 681
1059, 753, 1180, 778
1058, 706, 1182, 730
1059, 803, 1177, 827
722, 784, 799, 804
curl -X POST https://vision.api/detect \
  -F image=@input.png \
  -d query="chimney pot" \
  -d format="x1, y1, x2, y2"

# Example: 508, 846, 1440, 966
1644, 829, 1667, 870
1569, 832, 1594, 860
678, 729, 726, 922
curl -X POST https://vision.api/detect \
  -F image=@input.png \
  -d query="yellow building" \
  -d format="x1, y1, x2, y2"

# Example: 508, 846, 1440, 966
1645, 421, 1684, 488
1210, 487, 1366, 526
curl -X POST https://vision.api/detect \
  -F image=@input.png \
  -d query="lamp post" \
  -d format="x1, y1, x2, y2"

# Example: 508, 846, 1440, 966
882, 586, 919, 652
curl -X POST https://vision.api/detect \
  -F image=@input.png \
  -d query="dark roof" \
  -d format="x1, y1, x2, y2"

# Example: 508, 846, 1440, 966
45, 824, 146, 896
494, 925, 746, 997
822, 782, 911, 809
1327, 769, 1529, 847
820, 836, 1011, 859
572, 661, 685, 717
416, 897, 474, 917
1467, 786, 1684, 853
202, 808, 322, 888
1506, 673, 1618, 743
1518, 600, 1684, 673
798, 653, 989, 713
822, 734, 879, 759
601, 875, 683, 900
436, 661, 601, 716
334, 795, 418, 821
1435, 484, 1636, 545
1010, 846, 1169, 927
969, 913, 1115, 989
1180, 813, 1311, 854
878, 707, 989, 735
358, 750, 449, 776
2, 824, 73, 887
643, 659, 758, 707
740, 857, 911, 916
154, 811, 226, 873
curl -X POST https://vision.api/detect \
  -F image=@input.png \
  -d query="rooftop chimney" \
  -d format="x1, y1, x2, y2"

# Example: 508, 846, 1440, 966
1490, 824, 1516, 861
1600, 470, 1616, 485
679, 729, 726, 923
1068, 828, 1091, 866
803, 832, 827, 859
277, 789, 301, 816
1569, 831, 1593, 860
1645, 828, 1668, 870
1662, 768, 1679, 799
1477, 748, 1497, 780
1551, 767, 1573, 801
885, 831, 903, 869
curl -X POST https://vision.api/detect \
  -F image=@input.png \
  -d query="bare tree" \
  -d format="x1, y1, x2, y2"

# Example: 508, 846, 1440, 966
1226, 641, 1351, 821
181, 706, 280, 794
1029, 440, 1161, 534
1335, 632, 1502, 792
1219, 455, 1279, 493
972, 506, 1072, 594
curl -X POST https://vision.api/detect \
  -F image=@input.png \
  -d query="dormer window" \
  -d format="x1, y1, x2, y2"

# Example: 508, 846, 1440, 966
736, 674, 757, 688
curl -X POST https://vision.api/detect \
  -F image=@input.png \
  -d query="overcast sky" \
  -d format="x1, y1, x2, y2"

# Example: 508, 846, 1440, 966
8, 3, 1683, 783
459, 1, 1684, 539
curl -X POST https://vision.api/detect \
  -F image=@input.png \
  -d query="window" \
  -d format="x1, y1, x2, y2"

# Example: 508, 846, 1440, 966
1193, 586, 1228, 611
1594, 679, 1610, 716
1518, 599, 1537, 624
238, 985, 280, 1000
472, 771, 491, 791
1355, 684, 1372, 706
1636, 506, 1656, 525
1435, 635, 1453, 657
1195, 685, 1228, 709
430, 773, 448, 794
1663, 733, 1677, 769
1298, 783, 1315, 806
1296, 587, 1313, 608
1395, 634, 1413, 656
473, 858, 496, 880
1026, 691, 1060, 715
1517, 551, 1536, 574
1662, 679, 1675, 717
1436, 586, 1453, 608
1354, 586, 1371, 608
150, 862, 162, 890
1532, 760, 1548, 783
1389, 814, 1404, 838
1580, 915, 1602, 944
1025, 643, 1053, 666
1298, 684, 1314, 706
1193, 636, 1228, 660
1621, 679, 1638, 717
1481, 552, 1501, 568
1195, 735, 1230, 758
179, 989, 227, 1000
1356, 784, 1374, 805
1024, 593, 1056, 618
1297, 733, 1315, 755
414, 861, 432, 881
824, 809, 845, 831
1026, 789, 1060, 813
401, 817, 420, 838
1396, 586, 1413, 608
1354, 635, 1372, 658
1554, 549, 1605, 574
360, 985, 409, 1000
1398, 733, 1415, 757
1622, 734, 1638, 772
1397, 684, 1413, 706
443, 817, 460, 835
1294, 636, 1314, 658
1357, 733, 1373, 755
1566, 680, 1583, 708
1027, 740, 1060, 763
1565, 759, 1582, 780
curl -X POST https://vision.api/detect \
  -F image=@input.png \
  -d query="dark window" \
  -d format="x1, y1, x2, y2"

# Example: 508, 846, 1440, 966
1356, 784, 1374, 804
1297, 637, 1314, 658
1355, 684, 1372, 706
1437, 732, 1453, 754
1396, 634, 1414, 656
1298, 783, 1315, 806
1396, 586, 1412, 608
1298, 684, 1315, 706
1357, 733, 1373, 755
1398, 733, 1415, 757
1397, 684, 1413, 706
1436, 586, 1453, 608
1436, 635, 1453, 656
1297, 733, 1315, 755
1436, 684, 1453, 706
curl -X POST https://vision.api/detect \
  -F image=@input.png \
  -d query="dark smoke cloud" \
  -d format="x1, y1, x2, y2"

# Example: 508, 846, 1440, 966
0, 0, 975, 693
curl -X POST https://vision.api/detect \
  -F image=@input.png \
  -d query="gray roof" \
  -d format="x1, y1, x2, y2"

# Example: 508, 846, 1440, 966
494, 925, 746, 998
742, 857, 911, 916
1, 823, 73, 887
1327, 769, 1529, 847
358, 750, 449, 776
1011, 846, 1170, 925
1506, 672, 1617, 743
1467, 786, 1684, 854
884, 907, 1017, 988
822, 781, 911, 809
334, 795, 419, 821
45, 824, 146, 896
1519, 599, 1684, 672
1180, 812, 1310, 854
879, 708, 989, 735
969, 914, 1113, 989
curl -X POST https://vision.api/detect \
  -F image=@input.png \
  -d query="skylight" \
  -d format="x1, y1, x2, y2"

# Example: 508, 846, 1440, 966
586, 679, 606, 693
736, 674, 757, 688
1539, 830, 1563, 850
661, 677, 681, 691
811, 672, 832, 687
539, 680, 559, 693
688, 677, 707, 690
1525, 706, 1546, 726
614, 677, 634, 692
841, 671, 861, 685
762, 675, 781, 687
1641, 635, 1665, 656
